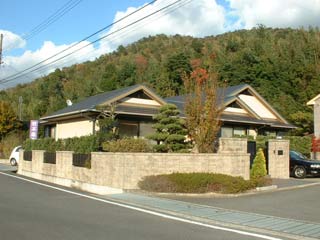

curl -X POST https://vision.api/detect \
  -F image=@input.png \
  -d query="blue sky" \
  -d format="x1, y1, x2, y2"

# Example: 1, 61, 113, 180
1, 0, 320, 88
1, 0, 148, 54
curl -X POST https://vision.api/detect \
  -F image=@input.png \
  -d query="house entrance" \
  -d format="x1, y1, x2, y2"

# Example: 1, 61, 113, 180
247, 141, 256, 168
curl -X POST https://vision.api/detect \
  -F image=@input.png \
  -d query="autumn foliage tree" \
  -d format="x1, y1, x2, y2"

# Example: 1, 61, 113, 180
0, 101, 21, 139
183, 59, 223, 153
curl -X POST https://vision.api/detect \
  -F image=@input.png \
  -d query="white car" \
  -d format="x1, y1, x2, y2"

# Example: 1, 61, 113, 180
9, 146, 22, 166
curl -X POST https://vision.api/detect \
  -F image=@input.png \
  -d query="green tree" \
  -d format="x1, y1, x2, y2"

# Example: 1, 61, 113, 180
0, 101, 21, 139
250, 148, 267, 179
96, 104, 119, 142
149, 104, 189, 152
166, 52, 192, 95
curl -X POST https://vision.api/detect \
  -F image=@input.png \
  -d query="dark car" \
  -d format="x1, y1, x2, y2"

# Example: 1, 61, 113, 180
290, 150, 320, 179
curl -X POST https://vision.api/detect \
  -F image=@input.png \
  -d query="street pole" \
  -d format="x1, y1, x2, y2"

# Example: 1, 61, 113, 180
19, 96, 23, 121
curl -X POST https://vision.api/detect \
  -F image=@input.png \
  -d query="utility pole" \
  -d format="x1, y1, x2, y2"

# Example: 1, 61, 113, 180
19, 96, 23, 121
0, 34, 3, 66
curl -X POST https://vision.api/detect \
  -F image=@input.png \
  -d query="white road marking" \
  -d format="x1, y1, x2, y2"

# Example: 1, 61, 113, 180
0, 172, 283, 240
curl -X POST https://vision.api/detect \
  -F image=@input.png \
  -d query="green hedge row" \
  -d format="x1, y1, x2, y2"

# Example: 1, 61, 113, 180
23, 135, 99, 154
102, 138, 152, 152
23, 136, 151, 153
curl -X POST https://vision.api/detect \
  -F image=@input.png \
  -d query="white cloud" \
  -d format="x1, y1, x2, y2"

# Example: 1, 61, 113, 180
0, 29, 26, 52
99, 0, 226, 51
0, 38, 100, 88
2, 0, 320, 89
228, 0, 320, 29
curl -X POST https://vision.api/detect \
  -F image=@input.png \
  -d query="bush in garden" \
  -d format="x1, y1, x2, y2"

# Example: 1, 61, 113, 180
250, 148, 267, 179
138, 172, 262, 194
102, 138, 152, 152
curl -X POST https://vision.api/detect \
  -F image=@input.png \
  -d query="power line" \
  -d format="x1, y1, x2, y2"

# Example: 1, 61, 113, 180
49, 0, 193, 70
24, 0, 83, 41
2, 0, 193, 86
19, 0, 186, 80
0, 0, 158, 83
3, 0, 83, 53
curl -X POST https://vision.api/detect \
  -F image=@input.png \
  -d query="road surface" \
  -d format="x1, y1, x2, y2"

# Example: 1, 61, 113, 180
0, 166, 284, 240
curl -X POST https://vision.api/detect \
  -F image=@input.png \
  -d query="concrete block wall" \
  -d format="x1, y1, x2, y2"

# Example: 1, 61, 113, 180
218, 138, 248, 153
18, 138, 250, 193
91, 152, 250, 189
267, 140, 290, 179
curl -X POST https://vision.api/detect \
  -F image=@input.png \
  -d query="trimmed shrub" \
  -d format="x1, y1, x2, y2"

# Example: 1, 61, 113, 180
23, 135, 99, 154
138, 173, 265, 194
250, 148, 267, 179
63, 135, 99, 153
148, 104, 190, 153
102, 138, 152, 152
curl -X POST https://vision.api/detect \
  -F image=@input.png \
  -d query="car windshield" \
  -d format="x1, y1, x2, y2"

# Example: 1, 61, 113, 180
15, 147, 22, 152
290, 151, 308, 160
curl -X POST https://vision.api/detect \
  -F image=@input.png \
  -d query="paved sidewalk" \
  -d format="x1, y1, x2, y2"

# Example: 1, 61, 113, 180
0, 159, 9, 165
104, 192, 320, 240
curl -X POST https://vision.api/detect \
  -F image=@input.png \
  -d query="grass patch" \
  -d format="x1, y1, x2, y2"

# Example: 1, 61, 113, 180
138, 173, 271, 194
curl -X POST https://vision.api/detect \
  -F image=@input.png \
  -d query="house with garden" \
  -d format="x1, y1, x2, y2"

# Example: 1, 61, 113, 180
40, 83, 295, 140
20, 83, 294, 194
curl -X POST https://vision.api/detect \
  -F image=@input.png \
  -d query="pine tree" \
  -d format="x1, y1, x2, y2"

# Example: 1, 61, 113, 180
250, 148, 268, 179
148, 104, 189, 152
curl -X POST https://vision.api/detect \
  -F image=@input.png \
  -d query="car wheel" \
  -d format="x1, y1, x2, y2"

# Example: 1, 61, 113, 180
293, 166, 306, 179
10, 158, 17, 166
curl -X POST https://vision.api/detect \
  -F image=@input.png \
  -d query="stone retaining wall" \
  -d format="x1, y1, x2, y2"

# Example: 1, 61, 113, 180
18, 138, 250, 194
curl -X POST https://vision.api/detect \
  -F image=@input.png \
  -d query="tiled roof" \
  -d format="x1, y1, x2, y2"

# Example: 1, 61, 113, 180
41, 84, 153, 120
40, 83, 295, 129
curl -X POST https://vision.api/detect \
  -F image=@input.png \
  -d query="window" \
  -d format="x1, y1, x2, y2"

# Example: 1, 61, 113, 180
221, 127, 233, 138
234, 127, 246, 137
221, 126, 247, 137
118, 121, 139, 138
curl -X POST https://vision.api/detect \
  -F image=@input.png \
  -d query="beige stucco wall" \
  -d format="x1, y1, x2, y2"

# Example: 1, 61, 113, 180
56, 119, 96, 140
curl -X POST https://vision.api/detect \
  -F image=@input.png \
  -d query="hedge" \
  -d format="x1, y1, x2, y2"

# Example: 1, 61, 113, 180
102, 138, 152, 152
23, 135, 99, 154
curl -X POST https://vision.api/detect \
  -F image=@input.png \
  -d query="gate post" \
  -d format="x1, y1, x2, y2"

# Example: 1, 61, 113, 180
267, 139, 290, 179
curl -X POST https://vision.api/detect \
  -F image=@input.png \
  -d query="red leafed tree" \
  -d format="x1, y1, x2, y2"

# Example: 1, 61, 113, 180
183, 58, 223, 153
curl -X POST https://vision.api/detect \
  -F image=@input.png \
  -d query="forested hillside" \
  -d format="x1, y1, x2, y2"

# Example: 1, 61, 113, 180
1, 26, 319, 135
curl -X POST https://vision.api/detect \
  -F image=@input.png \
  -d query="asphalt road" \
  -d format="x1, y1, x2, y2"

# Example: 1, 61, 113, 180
164, 181, 320, 223
0, 168, 282, 240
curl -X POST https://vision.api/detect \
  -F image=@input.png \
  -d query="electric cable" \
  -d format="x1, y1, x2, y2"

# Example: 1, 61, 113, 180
2, 0, 83, 52
1, 0, 193, 86
0, 0, 158, 82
